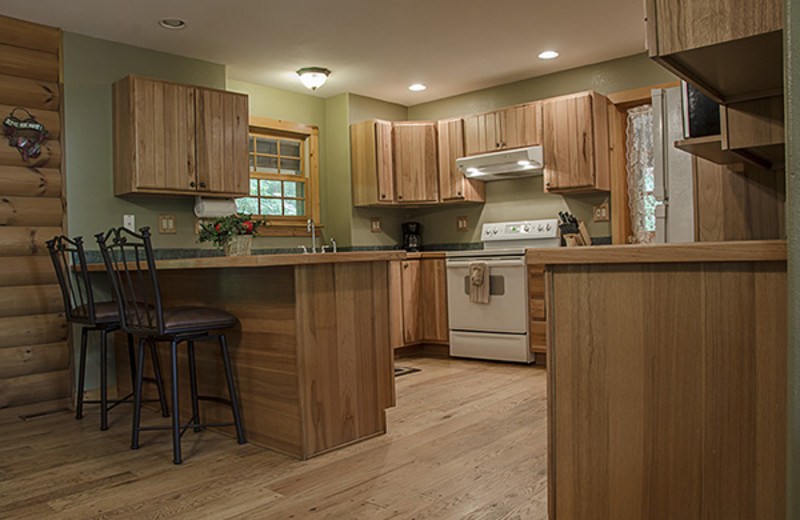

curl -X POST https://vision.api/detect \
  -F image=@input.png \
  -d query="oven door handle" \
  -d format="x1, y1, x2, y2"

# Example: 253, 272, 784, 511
446, 258, 526, 268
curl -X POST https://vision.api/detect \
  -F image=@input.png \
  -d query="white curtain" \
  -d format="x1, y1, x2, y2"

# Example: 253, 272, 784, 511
625, 105, 657, 244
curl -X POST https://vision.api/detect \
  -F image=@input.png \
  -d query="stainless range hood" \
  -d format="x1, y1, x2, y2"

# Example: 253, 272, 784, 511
456, 146, 544, 181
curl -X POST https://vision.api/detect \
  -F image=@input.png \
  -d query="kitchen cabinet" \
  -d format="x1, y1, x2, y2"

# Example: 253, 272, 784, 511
463, 102, 541, 155
645, 0, 782, 103
113, 75, 249, 197
389, 256, 449, 349
351, 119, 395, 206
542, 91, 610, 193
393, 122, 439, 203
528, 264, 547, 354
437, 118, 485, 203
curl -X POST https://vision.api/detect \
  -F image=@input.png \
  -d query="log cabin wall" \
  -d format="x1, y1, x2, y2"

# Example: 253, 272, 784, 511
0, 15, 70, 418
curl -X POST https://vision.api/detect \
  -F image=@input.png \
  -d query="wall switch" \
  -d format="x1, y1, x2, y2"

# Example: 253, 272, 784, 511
593, 203, 609, 222
456, 216, 469, 232
158, 215, 176, 234
123, 214, 135, 231
370, 217, 381, 233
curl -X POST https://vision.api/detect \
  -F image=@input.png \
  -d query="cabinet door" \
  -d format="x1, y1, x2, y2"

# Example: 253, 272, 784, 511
464, 112, 499, 155
421, 259, 449, 342
132, 77, 196, 191
437, 118, 485, 203
401, 260, 422, 344
393, 122, 438, 203
351, 119, 394, 205
501, 103, 542, 149
195, 89, 249, 196
543, 94, 595, 191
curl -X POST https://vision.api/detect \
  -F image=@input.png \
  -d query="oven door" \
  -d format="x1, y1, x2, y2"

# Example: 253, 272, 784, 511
445, 256, 528, 334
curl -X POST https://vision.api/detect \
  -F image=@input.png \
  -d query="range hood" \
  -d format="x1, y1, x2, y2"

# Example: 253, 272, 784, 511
456, 146, 544, 181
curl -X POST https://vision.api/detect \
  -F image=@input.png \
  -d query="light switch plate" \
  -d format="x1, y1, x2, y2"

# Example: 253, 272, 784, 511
456, 216, 469, 232
158, 214, 176, 234
593, 203, 609, 222
370, 217, 381, 233
123, 214, 135, 231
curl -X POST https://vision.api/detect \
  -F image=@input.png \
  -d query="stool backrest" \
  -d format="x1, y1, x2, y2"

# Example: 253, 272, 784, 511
96, 226, 164, 335
46, 235, 97, 325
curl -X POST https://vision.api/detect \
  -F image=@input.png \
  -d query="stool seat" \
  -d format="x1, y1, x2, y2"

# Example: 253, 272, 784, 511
71, 301, 120, 324
163, 307, 237, 334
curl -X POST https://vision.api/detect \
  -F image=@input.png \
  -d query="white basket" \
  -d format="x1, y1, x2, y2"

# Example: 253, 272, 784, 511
224, 234, 252, 256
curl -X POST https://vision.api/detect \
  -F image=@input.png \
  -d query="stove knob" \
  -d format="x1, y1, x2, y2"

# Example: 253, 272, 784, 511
546, 223, 552, 231
484, 228, 491, 236
538, 225, 544, 232
523, 225, 531, 233
492, 228, 499, 235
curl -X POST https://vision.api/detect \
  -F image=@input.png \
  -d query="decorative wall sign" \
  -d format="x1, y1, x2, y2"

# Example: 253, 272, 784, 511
3, 107, 49, 163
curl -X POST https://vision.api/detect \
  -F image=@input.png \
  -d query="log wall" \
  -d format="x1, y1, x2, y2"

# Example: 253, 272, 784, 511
0, 15, 69, 416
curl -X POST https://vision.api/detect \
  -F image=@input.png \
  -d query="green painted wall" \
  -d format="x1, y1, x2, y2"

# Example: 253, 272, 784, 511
324, 93, 353, 246
226, 78, 328, 250
784, 0, 799, 515
62, 32, 226, 250
401, 53, 676, 244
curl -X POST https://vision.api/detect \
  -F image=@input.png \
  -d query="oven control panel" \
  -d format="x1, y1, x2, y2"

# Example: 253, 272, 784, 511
482, 219, 559, 241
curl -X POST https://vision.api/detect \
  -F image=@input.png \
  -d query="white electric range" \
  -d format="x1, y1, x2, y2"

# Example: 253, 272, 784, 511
445, 219, 559, 363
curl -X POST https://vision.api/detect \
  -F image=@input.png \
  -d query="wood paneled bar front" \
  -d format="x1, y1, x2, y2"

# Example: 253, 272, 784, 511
87, 251, 403, 460
528, 240, 788, 520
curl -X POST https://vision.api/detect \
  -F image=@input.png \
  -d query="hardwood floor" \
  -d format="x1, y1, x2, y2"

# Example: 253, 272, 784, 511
0, 355, 547, 519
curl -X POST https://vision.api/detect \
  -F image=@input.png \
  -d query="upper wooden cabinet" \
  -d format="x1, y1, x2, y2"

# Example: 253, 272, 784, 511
437, 118, 485, 203
646, 0, 783, 103
351, 119, 394, 206
393, 122, 439, 203
113, 75, 249, 197
542, 91, 610, 193
464, 102, 541, 155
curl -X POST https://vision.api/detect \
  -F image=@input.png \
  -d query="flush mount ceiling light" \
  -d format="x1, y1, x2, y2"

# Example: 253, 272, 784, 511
296, 67, 331, 91
538, 50, 559, 60
408, 83, 427, 91
159, 18, 186, 30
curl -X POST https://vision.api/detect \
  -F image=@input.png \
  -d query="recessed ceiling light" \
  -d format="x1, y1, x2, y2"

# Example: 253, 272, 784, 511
538, 50, 559, 60
408, 83, 427, 91
159, 18, 186, 30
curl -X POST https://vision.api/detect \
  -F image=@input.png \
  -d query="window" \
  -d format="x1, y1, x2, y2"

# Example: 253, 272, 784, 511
235, 117, 320, 234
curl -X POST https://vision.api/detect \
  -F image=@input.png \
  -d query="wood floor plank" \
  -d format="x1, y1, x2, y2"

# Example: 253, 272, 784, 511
0, 356, 547, 519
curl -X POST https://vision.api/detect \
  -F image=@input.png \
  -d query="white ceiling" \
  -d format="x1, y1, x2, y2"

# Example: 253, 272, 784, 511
2, 0, 646, 106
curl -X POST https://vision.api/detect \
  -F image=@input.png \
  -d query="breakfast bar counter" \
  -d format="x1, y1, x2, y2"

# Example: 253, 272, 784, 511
101, 251, 405, 460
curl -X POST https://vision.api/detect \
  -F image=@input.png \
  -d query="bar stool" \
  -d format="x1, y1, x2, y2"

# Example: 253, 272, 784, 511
46, 235, 169, 431
96, 226, 246, 464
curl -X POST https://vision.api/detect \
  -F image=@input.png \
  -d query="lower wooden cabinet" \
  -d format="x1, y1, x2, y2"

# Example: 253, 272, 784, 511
528, 264, 547, 354
390, 257, 449, 349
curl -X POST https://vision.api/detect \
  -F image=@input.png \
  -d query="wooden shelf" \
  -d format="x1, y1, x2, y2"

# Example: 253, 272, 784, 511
675, 135, 741, 165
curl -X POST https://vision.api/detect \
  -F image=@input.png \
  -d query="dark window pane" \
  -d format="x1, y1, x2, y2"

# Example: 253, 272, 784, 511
249, 155, 254, 171
256, 156, 279, 174
280, 158, 301, 175
249, 136, 254, 152
281, 140, 301, 158
255, 137, 278, 155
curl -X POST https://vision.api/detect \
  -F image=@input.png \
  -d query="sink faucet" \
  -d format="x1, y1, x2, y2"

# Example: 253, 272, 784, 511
331, 238, 337, 253
307, 219, 316, 253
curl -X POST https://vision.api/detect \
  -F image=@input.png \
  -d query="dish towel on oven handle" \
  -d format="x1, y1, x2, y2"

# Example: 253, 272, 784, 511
469, 261, 490, 304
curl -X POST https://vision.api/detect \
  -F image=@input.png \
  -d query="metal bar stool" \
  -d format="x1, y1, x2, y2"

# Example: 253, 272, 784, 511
46, 235, 169, 431
96, 226, 246, 464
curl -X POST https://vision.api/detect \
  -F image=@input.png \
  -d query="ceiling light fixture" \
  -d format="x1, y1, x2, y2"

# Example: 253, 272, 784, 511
296, 67, 331, 91
408, 83, 427, 92
538, 50, 559, 60
159, 18, 186, 30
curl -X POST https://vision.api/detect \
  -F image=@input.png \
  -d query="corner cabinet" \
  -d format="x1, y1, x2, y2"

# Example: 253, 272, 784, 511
351, 119, 395, 206
542, 91, 610, 193
463, 102, 542, 155
113, 75, 249, 197
437, 118, 485, 203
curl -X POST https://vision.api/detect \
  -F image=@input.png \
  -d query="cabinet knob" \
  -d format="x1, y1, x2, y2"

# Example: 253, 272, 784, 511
457, 191, 462, 196
545, 182, 551, 187
398, 195, 403, 200
199, 182, 206, 188
381, 193, 386, 199
501, 142, 506, 148
403, 263, 409, 269
189, 181, 196, 188
495, 142, 500, 148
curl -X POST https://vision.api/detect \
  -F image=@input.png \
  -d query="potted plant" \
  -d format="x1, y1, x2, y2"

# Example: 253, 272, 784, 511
197, 213, 263, 256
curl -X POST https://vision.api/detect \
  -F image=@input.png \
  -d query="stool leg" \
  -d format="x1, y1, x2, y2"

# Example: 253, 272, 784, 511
131, 337, 147, 450
187, 341, 201, 433
170, 339, 182, 465
219, 334, 246, 445
75, 327, 88, 420
100, 328, 109, 431
150, 340, 169, 417
127, 333, 136, 393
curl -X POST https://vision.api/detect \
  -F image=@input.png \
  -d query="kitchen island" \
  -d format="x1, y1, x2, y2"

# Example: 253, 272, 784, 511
529, 240, 787, 520
98, 251, 404, 460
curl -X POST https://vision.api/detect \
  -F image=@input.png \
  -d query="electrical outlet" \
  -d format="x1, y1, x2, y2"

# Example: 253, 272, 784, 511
158, 215, 176, 234
593, 203, 609, 222
456, 216, 469, 232
123, 214, 135, 231
370, 217, 381, 233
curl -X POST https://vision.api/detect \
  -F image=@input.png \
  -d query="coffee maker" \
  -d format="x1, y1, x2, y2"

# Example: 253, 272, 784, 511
402, 222, 421, 252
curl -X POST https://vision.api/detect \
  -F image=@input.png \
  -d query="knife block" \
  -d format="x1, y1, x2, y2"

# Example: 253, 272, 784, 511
563, 221, 592, 247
